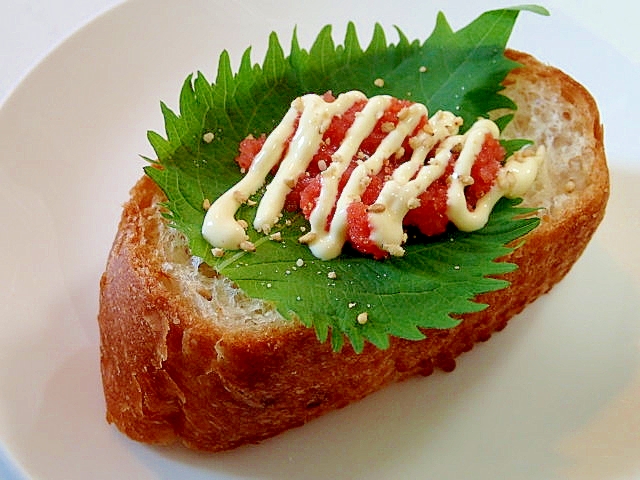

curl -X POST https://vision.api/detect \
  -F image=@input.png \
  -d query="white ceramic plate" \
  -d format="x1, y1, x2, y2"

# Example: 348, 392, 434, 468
1, 1, 639, 478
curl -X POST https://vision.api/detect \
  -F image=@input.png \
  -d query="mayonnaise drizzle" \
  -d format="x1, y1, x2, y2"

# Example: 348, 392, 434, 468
202, 91, 544, 259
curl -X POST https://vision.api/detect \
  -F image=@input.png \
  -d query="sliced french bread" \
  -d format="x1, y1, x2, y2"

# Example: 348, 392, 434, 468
98, 49, 608, 451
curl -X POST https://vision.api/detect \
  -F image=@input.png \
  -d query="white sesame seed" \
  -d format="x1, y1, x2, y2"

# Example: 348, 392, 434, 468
367, 203, 386, 213
296, 258, 304, 268
233, 190, 247, 203
384, 243, 405, 257
381, 121, 395, 133
406, 198, 420, 210
239, 240, 256, 252
298, 232, 317, 244
211, 247, 225, 257
357, 312, 369, 325
327, 271, 337, 280
460, 175, 475, 186
374, 78, 385, 88
203, 132, 215, 143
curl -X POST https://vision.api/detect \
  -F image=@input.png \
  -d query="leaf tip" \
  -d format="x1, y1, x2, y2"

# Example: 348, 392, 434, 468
510, 4, 551, 16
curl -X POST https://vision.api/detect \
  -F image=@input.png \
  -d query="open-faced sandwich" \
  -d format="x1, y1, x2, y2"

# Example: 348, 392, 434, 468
98, 5, 608, 451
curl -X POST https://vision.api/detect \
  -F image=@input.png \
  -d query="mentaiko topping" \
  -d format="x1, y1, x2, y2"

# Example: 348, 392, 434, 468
202, 91, 544, 260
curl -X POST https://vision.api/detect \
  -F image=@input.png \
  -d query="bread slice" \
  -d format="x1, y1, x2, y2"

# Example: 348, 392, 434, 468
98, 50, 608, 451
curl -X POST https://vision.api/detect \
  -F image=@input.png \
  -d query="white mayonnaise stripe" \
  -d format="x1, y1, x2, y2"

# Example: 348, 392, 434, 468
368, 113, 462, 255
255, 92, 366, 234
309, 101, 426, 260
389, 111, 461, 188
445, 119, 546, 233
202, 106, 300, 249
309, 95, 391, 242
203, 92, 365, 249
202, 91, 544, 260
445, 119, 501, 232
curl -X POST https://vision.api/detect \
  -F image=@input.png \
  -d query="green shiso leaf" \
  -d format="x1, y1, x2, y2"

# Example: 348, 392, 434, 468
144, 6, 546, 353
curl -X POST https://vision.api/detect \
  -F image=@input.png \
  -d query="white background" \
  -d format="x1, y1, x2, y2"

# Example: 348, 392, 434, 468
0, 1, 639, 479
1, 0, 640, 106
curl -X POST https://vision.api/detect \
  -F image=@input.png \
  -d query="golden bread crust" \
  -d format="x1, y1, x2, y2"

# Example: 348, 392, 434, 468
98, 50, 608, 451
